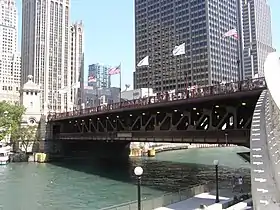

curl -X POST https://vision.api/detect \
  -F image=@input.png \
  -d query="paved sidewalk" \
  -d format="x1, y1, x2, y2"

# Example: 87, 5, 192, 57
155, 188, 245, 210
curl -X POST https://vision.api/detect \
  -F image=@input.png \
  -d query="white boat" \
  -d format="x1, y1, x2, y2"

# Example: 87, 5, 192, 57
0, 143, 11, 165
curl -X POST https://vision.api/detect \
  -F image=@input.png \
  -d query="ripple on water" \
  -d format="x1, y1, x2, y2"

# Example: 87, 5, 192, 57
0, 146, 250, 209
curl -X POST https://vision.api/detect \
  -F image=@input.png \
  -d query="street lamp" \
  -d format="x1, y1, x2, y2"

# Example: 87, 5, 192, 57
134, 166, 143, 210
213, 160, 219, 203
225, 133, 228, 146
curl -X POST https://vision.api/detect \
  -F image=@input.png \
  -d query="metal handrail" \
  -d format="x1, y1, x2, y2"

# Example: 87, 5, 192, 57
99, 183, 215, 210
49, 77, 266, 121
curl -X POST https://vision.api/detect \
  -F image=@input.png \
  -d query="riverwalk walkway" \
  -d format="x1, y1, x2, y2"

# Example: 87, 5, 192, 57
155, 186, 251, 210
100, 182, 251, 210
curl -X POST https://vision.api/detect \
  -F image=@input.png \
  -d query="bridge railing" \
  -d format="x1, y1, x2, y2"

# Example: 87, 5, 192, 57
250, 90, 280, 208
49, 77, 266, 120
99, 183, 215, 210
266, 91, 280, 194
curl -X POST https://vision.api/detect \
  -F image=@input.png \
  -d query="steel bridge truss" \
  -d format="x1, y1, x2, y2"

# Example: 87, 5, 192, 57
66, 105, 253, 132
54, 98, 257, 144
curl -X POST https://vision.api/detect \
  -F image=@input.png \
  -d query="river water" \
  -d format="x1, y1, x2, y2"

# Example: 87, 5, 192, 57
0, 146, 250, 209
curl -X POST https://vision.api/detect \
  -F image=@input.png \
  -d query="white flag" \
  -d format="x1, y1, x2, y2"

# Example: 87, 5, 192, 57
59, 82, 80, 93
222, 28, 238, 39
72, 82, 80, 88
137, 56, 149, 67
59, 86, 69, 93
172, 43, 185, 56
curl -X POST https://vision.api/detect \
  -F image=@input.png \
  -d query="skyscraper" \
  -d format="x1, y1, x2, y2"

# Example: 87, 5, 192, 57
70, 21, 84, 110
88, 63, 111, 89
0, 0, 21, 103
242, 0, 275, 79
134, 0, 239, 92
21, 0, 71, 112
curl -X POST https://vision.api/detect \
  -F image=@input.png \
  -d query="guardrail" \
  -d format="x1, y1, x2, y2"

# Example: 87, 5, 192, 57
49, 77, 266, 121
100, 183, 214, 210
266, 92, 280, 198
250, 90, 280, 209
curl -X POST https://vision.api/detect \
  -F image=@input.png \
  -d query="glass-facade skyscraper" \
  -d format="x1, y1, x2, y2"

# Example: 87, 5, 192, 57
134, 0, 239, 92
88, 63, 111, 89
242, 0, 275, 79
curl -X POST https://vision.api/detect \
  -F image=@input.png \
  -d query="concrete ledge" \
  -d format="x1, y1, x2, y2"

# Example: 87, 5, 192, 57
207, 196, 252, 210
207, 203, 223, 210
225, 198, 252, 210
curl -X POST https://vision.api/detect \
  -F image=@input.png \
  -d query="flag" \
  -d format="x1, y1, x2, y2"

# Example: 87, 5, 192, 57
108, 64, 121, 75
172, 43, 185, 56
88, 75, 96, 82
59, 82, 81, 93
72, 82, 80, 88
137, 56, 149, 67
222, 28, 238, 39
59, 86, 70, 93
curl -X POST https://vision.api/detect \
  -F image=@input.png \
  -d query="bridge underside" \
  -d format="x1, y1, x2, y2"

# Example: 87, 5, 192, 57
51, 140, 131, 160
51, 93, 259, 146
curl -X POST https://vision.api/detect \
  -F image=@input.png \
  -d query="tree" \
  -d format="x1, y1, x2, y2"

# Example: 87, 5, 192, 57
13, 125, 39, 153
0, 101, 25, 141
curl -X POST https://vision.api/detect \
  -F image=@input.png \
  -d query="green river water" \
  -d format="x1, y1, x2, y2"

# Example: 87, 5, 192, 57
0, 146, 250, 209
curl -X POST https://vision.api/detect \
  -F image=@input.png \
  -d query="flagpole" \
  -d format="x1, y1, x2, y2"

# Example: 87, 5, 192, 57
173, 35, 184, 92
148, 65, 150, 97
174, 50, 177, 91
226, 4, 233, 82
236, 0, 243, 81
119, 63, 122, 103
149, 37, 154, 97
97, 86, 99, 106
175, 52, 178, 92
185, 71, 188, 94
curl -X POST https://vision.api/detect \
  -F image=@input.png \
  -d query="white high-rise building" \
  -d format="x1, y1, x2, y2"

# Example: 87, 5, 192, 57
70, 21, 84, 110
242, 0, 275, 79
0, 0, 21, 103
21, 0, 71, 113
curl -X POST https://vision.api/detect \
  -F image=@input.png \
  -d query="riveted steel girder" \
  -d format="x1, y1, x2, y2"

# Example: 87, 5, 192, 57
51, 95, 257, 144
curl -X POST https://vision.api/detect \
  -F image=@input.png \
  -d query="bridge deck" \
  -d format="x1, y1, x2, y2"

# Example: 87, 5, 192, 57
50, 77, 266, 121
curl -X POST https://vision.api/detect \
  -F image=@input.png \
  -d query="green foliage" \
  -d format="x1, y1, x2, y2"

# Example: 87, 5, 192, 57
13, 125, 39, 152
13, 126, 38, 141
0, 101, 26, 141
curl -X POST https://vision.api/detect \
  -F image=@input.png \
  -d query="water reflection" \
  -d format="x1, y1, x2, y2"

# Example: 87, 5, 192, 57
52, 154, 250, 193
0, 147, 250, 209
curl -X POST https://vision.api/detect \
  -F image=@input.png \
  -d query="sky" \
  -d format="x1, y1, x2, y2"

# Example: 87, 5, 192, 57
16, 0, 280, 89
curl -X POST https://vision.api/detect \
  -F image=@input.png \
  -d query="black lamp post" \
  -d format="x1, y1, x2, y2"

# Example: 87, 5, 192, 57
225, 133, 228, 146
213, 160, 220, 203
134, 166, 143, 210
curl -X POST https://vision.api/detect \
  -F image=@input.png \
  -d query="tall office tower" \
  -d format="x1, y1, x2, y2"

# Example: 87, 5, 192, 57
88, 63, 111, 89
242, 0, 275, 79
21, 0, 71, 112
0, 0, 21, 103
70, 21, 84, 109
134, 0, 239, 92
